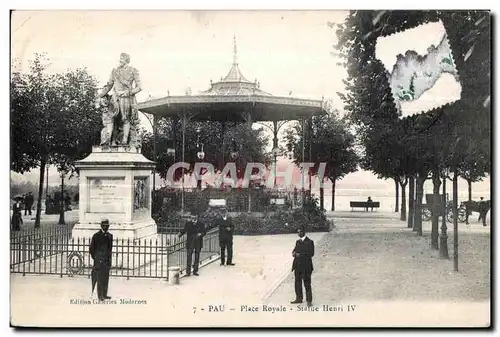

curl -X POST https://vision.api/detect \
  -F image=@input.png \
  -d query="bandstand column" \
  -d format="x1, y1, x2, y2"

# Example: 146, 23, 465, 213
272, 120, 278, 188
220, 121, 226, 172
180, 110, 187, 213
308, 117, 313, 195
246, 109, 253, 212
301, 117, 306, 207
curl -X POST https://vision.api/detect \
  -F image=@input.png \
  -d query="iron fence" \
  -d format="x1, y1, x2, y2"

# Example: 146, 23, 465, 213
10, 226, 220, 280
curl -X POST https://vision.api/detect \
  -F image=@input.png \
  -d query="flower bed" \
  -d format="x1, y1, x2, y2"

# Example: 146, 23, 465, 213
154, 195, 332, 236
231, 209, 332, 236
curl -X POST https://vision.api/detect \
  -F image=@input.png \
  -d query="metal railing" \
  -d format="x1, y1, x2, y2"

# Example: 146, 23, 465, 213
10, 226, 220, 280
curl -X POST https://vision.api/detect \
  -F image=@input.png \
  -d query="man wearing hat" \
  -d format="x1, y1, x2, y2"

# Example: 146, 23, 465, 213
216, 207, 235, 266
178, 211, 206, 276
89, 219, 113, 301
290, 226, 315, 307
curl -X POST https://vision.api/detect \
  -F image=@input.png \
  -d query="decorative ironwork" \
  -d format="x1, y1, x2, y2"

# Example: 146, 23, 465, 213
34, 238, 43, 258
67, 251, 85, 275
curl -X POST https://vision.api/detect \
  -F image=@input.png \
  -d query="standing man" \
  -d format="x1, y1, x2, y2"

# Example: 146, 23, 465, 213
477, 197, 489, 226
98, 52, 142, 146
11, 197, 23, 231
24, 192, 34, 216
90, 219, 113, 301
290, 226, 315, 307
178, 212, 206, 276
216, 207, 235, 266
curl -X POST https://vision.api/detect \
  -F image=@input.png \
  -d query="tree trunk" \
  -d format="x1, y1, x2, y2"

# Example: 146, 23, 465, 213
394, 177, 399, 212
408, 176, 414, 228
413, 174, 425, 236
319, 186, 324, 211
431, 169, 441, 250
34, 158, 47, 228
330, 179, 336, 211
400, 179, 407, 221
467, 179, 472, 201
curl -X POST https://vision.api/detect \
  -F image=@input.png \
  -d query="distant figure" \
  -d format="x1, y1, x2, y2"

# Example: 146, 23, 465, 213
290, 226, 315, 307
24, 192, 34, 216
64, 194, 72, 211
90, 219, 113, 301
11, 198, 23, 231
478, 197, 488, 226
366, 196, 374, 212
178, 211, 206, 276
216, 207, 235, 266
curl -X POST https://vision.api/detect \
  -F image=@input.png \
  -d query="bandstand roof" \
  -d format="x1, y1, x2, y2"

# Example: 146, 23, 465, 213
137, 37, 327, 122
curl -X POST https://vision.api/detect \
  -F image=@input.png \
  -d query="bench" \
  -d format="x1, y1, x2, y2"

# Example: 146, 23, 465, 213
350, 201, 380, 211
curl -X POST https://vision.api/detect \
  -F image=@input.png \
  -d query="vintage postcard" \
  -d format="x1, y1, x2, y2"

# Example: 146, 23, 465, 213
9, 9, 491, 328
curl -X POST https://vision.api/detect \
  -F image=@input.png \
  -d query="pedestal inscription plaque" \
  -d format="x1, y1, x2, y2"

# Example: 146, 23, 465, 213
88, 177, 126, 213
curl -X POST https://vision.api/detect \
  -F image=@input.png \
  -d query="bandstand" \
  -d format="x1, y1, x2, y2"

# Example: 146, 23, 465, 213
137, 37, 328, 212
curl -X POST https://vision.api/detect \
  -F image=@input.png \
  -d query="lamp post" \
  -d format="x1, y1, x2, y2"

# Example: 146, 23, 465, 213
439, 167, 449, 259
58, 168, 67, 225
166, 144, 176, 207
271, 147, 279, 188
196, 127, 205, 189
230, 138, 239, 160
255, 120, 289, 188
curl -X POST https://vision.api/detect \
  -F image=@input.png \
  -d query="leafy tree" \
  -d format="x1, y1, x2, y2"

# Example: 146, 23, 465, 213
141, 119, 270, 183
284, 112, 359, 211
11, 54, 102, 227
458, 151, 489, 202
334, 11, 490, 246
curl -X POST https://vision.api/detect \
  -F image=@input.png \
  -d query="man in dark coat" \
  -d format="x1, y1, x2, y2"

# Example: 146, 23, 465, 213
291, 227, 315, 306
215, 207, 235, 266
24, 192, 34, 216
178, 213, 206, 276
89, 219, 113, 301
11, 197, 23, 231
477, 197, 489, 226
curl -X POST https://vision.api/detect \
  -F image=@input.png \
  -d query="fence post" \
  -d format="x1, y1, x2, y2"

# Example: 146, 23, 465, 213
127, 238, 130, 281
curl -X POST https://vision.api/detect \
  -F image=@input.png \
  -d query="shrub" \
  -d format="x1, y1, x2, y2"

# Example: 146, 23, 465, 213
232, 196, 332, 236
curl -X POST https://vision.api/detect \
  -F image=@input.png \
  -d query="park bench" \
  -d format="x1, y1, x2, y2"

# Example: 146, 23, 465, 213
350, 201, 380, 211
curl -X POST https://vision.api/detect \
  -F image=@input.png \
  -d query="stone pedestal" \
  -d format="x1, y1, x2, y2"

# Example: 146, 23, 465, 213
72, 145, 157, 241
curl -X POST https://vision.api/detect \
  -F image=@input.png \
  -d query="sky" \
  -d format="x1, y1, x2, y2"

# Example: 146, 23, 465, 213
11, 10, 348, 102
10, 10, 490, 196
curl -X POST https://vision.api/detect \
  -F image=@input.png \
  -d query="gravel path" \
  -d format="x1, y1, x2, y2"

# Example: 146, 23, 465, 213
267, 227, 490, 304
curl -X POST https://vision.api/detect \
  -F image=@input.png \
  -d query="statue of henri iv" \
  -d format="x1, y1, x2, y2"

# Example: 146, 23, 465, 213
98, 52, 142, 147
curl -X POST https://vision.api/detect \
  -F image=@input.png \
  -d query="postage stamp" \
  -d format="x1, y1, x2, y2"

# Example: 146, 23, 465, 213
375, 20, 462, 118
9, 10, 490, 329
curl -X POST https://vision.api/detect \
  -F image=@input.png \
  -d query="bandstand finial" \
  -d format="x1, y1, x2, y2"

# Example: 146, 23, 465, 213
233, 34, 238, 64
